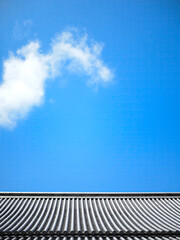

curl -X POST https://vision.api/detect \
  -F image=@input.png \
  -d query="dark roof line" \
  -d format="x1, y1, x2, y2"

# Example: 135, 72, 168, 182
1, 231, 180, 238
0, 192, 180, 198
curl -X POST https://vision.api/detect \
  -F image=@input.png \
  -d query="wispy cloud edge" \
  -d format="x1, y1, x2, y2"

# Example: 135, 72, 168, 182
0, 30, 113, 128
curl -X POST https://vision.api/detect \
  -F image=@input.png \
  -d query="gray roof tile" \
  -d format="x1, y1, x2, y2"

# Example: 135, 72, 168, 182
0, 193, 180, 238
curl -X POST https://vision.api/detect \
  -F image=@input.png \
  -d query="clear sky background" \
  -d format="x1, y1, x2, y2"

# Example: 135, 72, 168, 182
0, 0, 180, 192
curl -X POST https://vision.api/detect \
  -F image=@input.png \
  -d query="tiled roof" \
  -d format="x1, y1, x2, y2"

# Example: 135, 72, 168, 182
1, 237, 180, 240
0, 193, 180, 239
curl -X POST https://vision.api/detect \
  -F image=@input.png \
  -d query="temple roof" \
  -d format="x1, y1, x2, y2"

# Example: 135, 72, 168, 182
1, 192, 180, 239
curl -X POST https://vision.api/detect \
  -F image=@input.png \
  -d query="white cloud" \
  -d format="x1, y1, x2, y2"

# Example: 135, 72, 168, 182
0, 30, 113, 128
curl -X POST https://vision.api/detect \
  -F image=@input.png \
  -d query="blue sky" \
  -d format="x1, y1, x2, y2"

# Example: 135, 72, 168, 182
0, 0, 180, 192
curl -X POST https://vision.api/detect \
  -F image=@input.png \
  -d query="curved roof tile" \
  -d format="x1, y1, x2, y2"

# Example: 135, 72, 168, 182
0, 193, 180, 238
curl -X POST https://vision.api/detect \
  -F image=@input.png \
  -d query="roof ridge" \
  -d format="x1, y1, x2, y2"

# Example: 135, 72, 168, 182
1, 192, 180, 197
